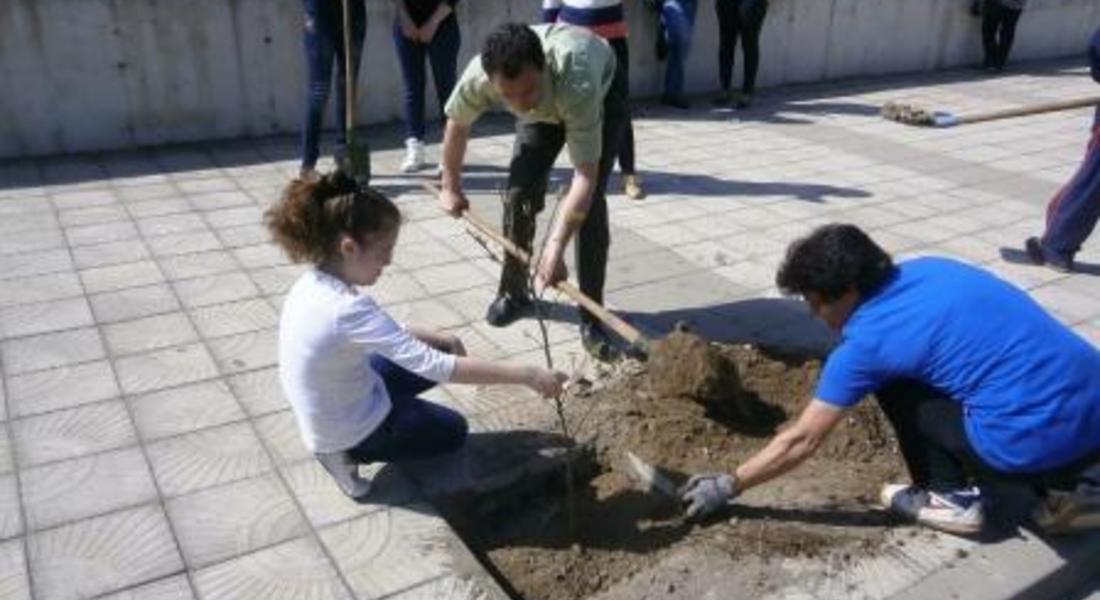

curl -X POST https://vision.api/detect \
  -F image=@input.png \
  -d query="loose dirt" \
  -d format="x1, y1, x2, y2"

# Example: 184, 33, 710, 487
445, 333, 906, 600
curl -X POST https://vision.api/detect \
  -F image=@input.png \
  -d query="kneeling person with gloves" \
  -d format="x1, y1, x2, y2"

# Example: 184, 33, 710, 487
682, 224, 1100, 535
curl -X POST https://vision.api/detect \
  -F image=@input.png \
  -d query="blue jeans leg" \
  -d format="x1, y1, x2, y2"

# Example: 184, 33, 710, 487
426, 18, 461, 136
300, 0, 365, 169
393, 22, 428, 141
662, 0, 695, 98
347, 356, 468, 463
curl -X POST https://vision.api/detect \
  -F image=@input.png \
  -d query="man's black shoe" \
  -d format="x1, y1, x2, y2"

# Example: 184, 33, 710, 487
581, 321, 617, 362
485, 294, 531, 328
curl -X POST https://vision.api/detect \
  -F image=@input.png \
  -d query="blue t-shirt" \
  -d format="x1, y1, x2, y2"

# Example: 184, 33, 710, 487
816, 257, 1100, 473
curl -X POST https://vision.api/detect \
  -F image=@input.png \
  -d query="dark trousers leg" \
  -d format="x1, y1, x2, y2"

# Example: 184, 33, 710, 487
877, 380, 1100, 493
610, 38, 636, 175
301, 0, 337, 169
981, 0, 1000, 68
715, 0, 737, 92
426, 17, 461, 137
995, 8, 1021, 69
393, 23, 428, 140
501, 123, 565, 299
577, 54, 628, 324
347, 356, 468, 463
738, 0, 767, 95
1043, 127, 1100, 259
876, 381, 973, 493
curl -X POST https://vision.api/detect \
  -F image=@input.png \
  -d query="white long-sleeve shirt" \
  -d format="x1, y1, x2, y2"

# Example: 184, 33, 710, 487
277, 269, 457, 453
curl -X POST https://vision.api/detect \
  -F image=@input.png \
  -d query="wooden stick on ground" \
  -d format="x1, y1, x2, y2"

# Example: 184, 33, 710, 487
420, 181, 648, 352
882, 95, 1100, 128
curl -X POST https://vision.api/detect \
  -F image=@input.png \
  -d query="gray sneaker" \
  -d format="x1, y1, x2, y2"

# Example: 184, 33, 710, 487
1033, 464, 1100, 534
315, 451, 373, 499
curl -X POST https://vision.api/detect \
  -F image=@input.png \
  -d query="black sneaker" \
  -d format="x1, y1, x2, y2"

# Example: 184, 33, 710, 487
580, 321, 617, 362
485, 294, 532, 328
1025, 237, 1074, 273
660, 94, 690, 110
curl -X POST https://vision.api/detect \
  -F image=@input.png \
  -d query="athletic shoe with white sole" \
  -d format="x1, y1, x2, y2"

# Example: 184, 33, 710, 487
881, 483, 984, 535
1033, 463, 1100, 534
400, 137, 426, 173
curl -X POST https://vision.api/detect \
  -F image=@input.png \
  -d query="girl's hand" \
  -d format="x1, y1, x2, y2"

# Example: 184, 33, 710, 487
400, 18, 418, 40
527, 367, 568, 398
418, 20, 440, 43
445, 334, 467, 357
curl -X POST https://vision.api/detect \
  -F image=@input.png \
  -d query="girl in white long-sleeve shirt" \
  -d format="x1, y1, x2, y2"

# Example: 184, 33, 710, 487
266, 173, 566, 498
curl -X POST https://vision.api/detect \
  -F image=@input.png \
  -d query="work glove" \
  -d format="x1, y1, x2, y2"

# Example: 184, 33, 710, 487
680, 473, 738, 520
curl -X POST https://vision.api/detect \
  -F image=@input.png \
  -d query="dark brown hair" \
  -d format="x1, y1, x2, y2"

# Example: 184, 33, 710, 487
264, 171, 401, 265
776, 223, 896, 302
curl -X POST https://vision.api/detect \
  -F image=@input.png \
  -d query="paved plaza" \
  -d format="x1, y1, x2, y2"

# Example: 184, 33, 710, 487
0, 59, 1098, 599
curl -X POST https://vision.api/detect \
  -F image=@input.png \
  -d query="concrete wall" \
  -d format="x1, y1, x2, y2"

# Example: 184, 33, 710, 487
1, 0, 1097, 158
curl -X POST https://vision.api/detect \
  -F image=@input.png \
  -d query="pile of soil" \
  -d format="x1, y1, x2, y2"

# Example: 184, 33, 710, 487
446, 334, 905, 600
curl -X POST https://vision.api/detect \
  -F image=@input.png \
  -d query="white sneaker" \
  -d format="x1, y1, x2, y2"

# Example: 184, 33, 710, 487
881, 483, 984, 535
315, 451, 373, 499
1033, 464, 1100, 534
400, 137, 426, 173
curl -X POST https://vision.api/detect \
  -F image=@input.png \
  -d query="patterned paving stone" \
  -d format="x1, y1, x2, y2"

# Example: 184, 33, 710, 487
188, 190, 253, 211
64, 221, 139, 247
250, 264, 305, 296
79, 260, 164, 295
215, 223, 270, 249
319, 504, 506, 600
102, 312, 200, 356
157, 249, 239, 281
226, 366, 288, 416
89, 283, 181, 324
282, 461, 400, 529
0, 248, 73, 282
254, 410, 311, 467
13, 400, 137, 467
136, 213, 209, 238
27, 504, 183, 600
95, 575, 194, 600
189, 298, 278, 339
207, 328, 278, 375
232, 243, 287, 269
0, 474, 22, 540
0, 432, 12, 474
166, 474, 307, 568
173, 272, 259, 309
20, 446, 157, 531
146, 422, 272, 497
0, 297, 94, 339
58, 204, 128, 228
113, 342, 219, 395
129, 380, 245, 441
70, 239, 150, 270
7, 360, 120, 418
0, 327, 106, 375
0, 538, 30, 600
146, 230, 224, 258
0, 227, 66, 256
0, 272, 83, 309
191, 536, 352, 600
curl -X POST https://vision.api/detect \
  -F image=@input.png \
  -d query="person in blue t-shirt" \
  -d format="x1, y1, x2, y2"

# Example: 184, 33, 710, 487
680, 224, 1100, 535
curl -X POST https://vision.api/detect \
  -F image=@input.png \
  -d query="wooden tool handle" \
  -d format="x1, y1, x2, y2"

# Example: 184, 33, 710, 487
422, 182, 645, 346
341, 0, 355, 141
960, 95, 1100, 125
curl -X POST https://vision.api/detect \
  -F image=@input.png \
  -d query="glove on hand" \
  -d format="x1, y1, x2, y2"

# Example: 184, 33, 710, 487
679, 473, 738, 520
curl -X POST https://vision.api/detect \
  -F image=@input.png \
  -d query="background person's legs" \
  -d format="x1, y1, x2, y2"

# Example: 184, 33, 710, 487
738, 0, 767, 98
994, 7, 1022, 70
300, 0, 338, 172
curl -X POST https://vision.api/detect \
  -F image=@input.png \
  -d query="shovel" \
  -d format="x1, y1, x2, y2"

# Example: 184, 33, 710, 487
337, 0, 371, 183
625, 450, 680, 499
421, 181, 652, 358
882, 95, 1100, 128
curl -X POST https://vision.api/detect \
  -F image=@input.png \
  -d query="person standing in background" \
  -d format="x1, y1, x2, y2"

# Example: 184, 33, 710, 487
543, 0, 646, 199
981, 0, 1026, 72
655, 0, 696, 109
713, 0, 767, 108
393, 0, 462, 173
300, 0, 367, 182
1024, 28, 1100, 273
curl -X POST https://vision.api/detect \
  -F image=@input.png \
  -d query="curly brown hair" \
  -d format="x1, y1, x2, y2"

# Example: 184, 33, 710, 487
264, 171, 401, 265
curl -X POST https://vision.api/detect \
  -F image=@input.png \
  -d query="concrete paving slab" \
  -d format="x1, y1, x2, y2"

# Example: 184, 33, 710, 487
0, 327, 106, 375
190, 536, 352, 600
128, 380, 246, 442
0, 538, 31, 600
146, 421, 272, 498
189, 298, 278, 339
113, 343, 220, 395
27, 504, 183, 600
6, 360, 119, 418
12, 400, 136, 467
95, 575, 194, 600
166, 473, 307, 569
254, 411, 312, 467
0, 474, 22, 540
88, 283, 181, 324
0, 297, 94, 340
